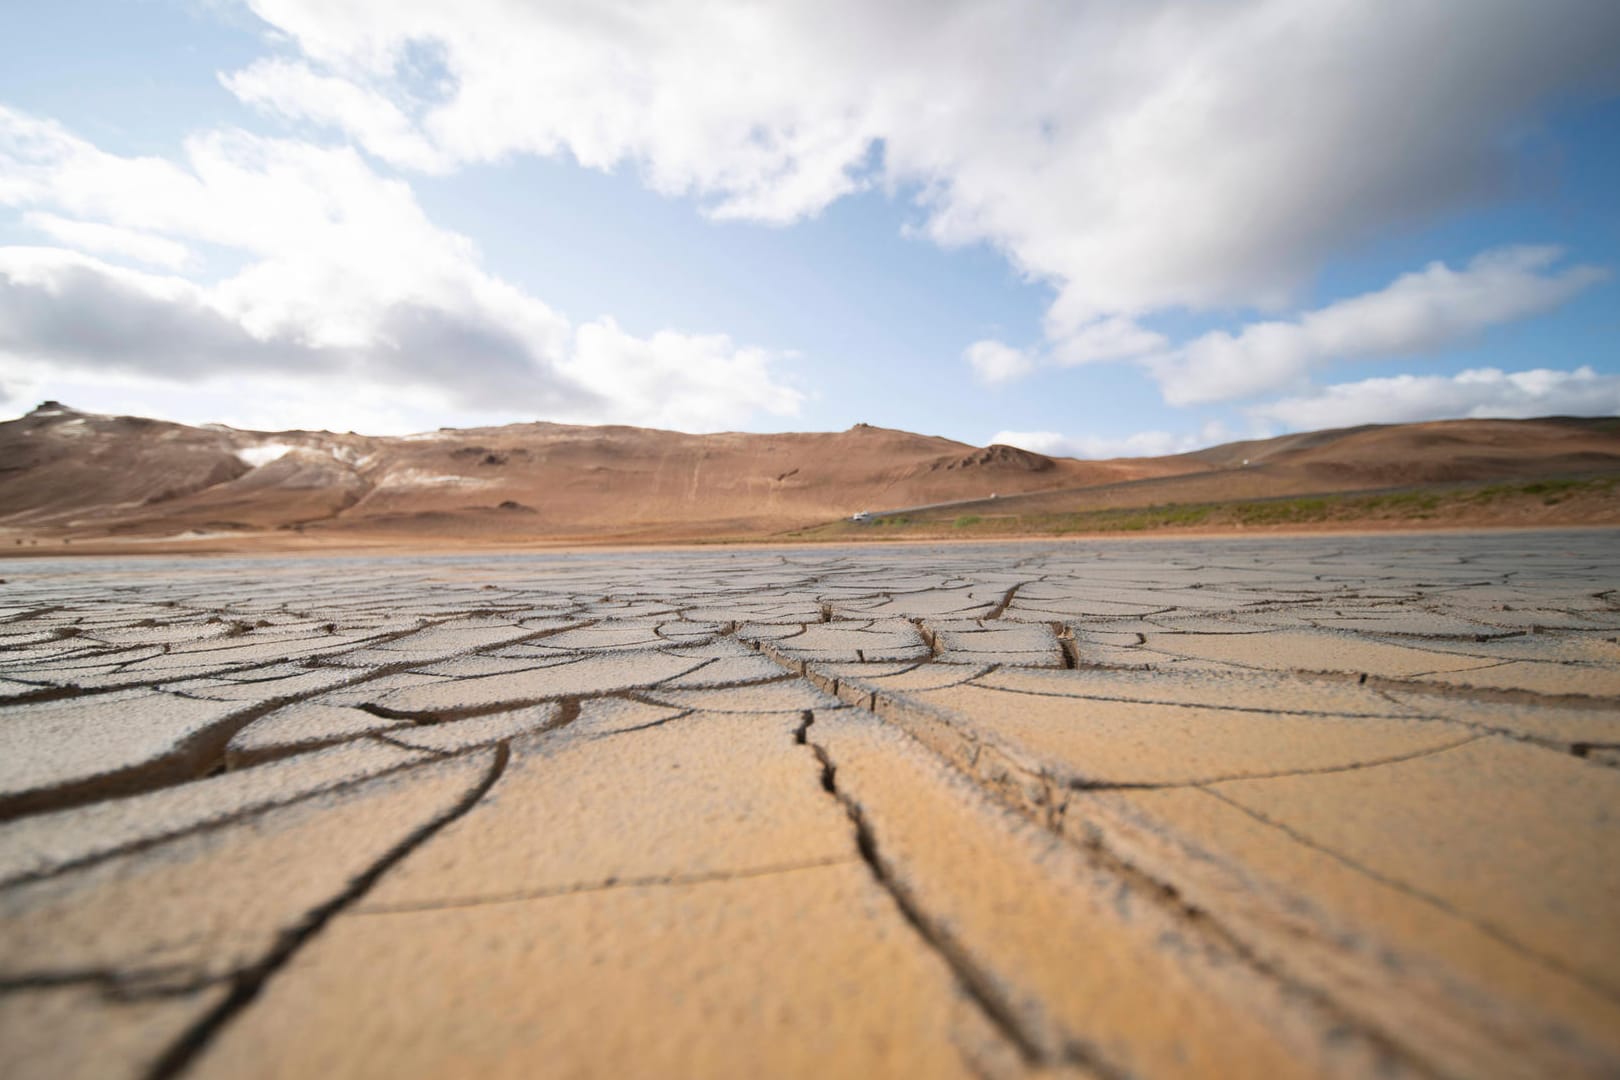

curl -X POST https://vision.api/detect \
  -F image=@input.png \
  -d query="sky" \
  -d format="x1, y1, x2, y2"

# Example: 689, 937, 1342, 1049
1, 1, 1618, 457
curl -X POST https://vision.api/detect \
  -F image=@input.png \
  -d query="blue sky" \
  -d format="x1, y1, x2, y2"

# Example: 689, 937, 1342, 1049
1, 1, 1617, 455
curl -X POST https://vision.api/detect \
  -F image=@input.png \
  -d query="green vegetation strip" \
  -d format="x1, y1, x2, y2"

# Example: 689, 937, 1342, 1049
789, 476, 1620, 540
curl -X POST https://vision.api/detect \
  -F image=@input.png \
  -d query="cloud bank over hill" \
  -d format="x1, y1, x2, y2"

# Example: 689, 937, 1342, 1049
990, 424, 1232, 462
0, 106, 800, 433
1251, 367, 1620, 431
1145, 248, 1608, 406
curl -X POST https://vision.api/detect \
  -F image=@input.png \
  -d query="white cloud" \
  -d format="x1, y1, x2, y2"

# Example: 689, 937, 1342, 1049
0, 106, 800, 432
965, 339, 1033, 383
992, 422, 1230, 460
1249, 366, 1620, 431
0, 361, 524, 435
1148, 247, 1606, 406
22, 213, 194, 269
564, 319, 803, 431
968, 318, 1165, 385
1049, 316, 1168, 367
223, 58, 449, 173
230, 0, 1620, 338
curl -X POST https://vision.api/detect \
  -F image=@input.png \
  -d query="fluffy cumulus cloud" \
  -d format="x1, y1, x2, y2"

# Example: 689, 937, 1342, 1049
1250, 367, 1620, 431
964, 340, 1033, 384
991, 422, 1231, 461
565, 320, 802, 432
229, 0, 1620, 371
1049, 317, 1169, 367
970, 317, 1168, 384
0, 105, 801, 432
1147, 247, 1608, 405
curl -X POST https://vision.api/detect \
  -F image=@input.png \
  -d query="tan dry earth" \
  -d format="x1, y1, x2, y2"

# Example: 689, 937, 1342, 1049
0, 530, 1618, 1078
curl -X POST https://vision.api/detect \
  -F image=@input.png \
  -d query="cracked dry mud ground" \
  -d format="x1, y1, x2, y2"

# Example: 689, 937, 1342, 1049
1, 532, 1618, 1079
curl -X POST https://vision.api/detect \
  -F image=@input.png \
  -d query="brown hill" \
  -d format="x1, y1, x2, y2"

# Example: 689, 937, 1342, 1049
939, 416, 1620, 521
0, 404, 1152, 543
1, 404, 1616, 548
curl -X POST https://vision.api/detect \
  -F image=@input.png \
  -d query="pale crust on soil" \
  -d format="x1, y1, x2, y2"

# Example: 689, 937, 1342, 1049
1, 530, 1618, 1078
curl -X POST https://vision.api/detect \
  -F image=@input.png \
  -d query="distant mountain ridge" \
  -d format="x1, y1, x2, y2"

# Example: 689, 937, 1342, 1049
2, 402, 1617, 545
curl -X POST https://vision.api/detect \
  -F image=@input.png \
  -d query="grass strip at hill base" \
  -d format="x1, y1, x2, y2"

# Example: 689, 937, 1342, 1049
787, 476, 1620, 541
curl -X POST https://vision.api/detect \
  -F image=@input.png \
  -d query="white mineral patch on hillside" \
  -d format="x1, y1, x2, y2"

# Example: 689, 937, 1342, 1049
378, 468, 489, 489
237, 443, 293, 468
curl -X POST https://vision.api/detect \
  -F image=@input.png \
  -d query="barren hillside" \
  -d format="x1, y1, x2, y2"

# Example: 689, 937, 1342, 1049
2, 404, 1617, 549
0, 403, 1147, 543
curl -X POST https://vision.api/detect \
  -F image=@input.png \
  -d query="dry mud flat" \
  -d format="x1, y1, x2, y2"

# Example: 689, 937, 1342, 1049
0, 533, 1617, 1079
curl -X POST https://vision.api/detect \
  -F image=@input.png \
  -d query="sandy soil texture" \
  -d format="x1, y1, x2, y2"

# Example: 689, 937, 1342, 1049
1, 530, 1618, 1078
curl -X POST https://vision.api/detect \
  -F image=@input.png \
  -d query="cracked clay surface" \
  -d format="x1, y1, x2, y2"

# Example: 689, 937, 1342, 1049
1, 530, 1618, 1078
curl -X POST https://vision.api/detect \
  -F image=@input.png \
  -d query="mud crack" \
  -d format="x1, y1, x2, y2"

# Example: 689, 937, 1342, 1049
145, 743, 510, 1080
793, 710, 1046, 1069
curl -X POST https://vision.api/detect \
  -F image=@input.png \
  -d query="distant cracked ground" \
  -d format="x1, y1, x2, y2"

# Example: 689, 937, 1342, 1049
2, 533, 1619, 1079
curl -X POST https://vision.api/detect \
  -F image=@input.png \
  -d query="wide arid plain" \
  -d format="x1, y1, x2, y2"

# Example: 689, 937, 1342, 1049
2, 531, 1618, 1078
